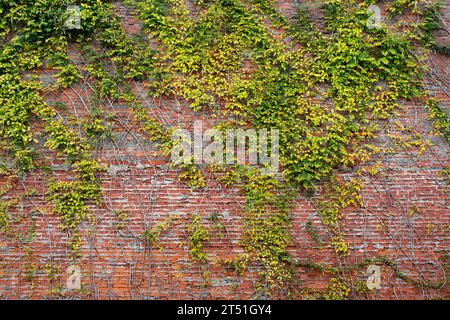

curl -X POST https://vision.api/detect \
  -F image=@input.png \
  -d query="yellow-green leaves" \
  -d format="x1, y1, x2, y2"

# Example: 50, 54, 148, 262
186, 213, 210, 263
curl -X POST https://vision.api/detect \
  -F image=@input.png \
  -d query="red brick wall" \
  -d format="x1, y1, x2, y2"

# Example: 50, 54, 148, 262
0, 1, 449, 300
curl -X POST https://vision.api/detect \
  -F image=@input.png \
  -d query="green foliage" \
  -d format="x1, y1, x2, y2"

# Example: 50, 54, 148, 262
221, 166, 295, 297
131, 102, 172, 149
113, 210, 128, 229
323, 278, 351, 300
0, 9, 103, 255
222, 254, 250, 275
124, 0, 444, 295
44, 120, 90, 160
315, 177, 362, 256
442, 166, 450, 184
48, 52, 82, 88
144, 216, 174, 246
426, 98, 450, 142
388, 0, 421, 16
0, 73, 50, 172
55, 64, 82, 88
317, 177, 362, 228
48, 179, 100, 231
177, 163, 206, 189
331, 236, 349, 256
305, 220, 322, 246
386, 0, 449, 54
82, 116, 109, 140
0, 0, 447, 296
130, 0, 423, 189
292, 4, 314, 35
186, 214, 210, 263
244, 209, 293, 294
0, 201, 12, 235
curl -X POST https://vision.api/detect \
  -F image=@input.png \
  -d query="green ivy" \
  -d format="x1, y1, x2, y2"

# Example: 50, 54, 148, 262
186, 213, 210, 263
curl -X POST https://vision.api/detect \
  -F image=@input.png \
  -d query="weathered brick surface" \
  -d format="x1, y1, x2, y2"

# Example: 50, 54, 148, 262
0, 1, 449, 300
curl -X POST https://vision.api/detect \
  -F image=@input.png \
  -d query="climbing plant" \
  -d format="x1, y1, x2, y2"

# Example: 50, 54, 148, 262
0, 0, 448, 298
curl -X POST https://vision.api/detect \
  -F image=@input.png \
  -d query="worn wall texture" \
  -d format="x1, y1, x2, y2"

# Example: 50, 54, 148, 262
0, 0, 449, 300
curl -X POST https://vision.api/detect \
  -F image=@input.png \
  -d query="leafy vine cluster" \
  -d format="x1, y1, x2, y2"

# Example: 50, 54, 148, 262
0, 0, 448, 298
